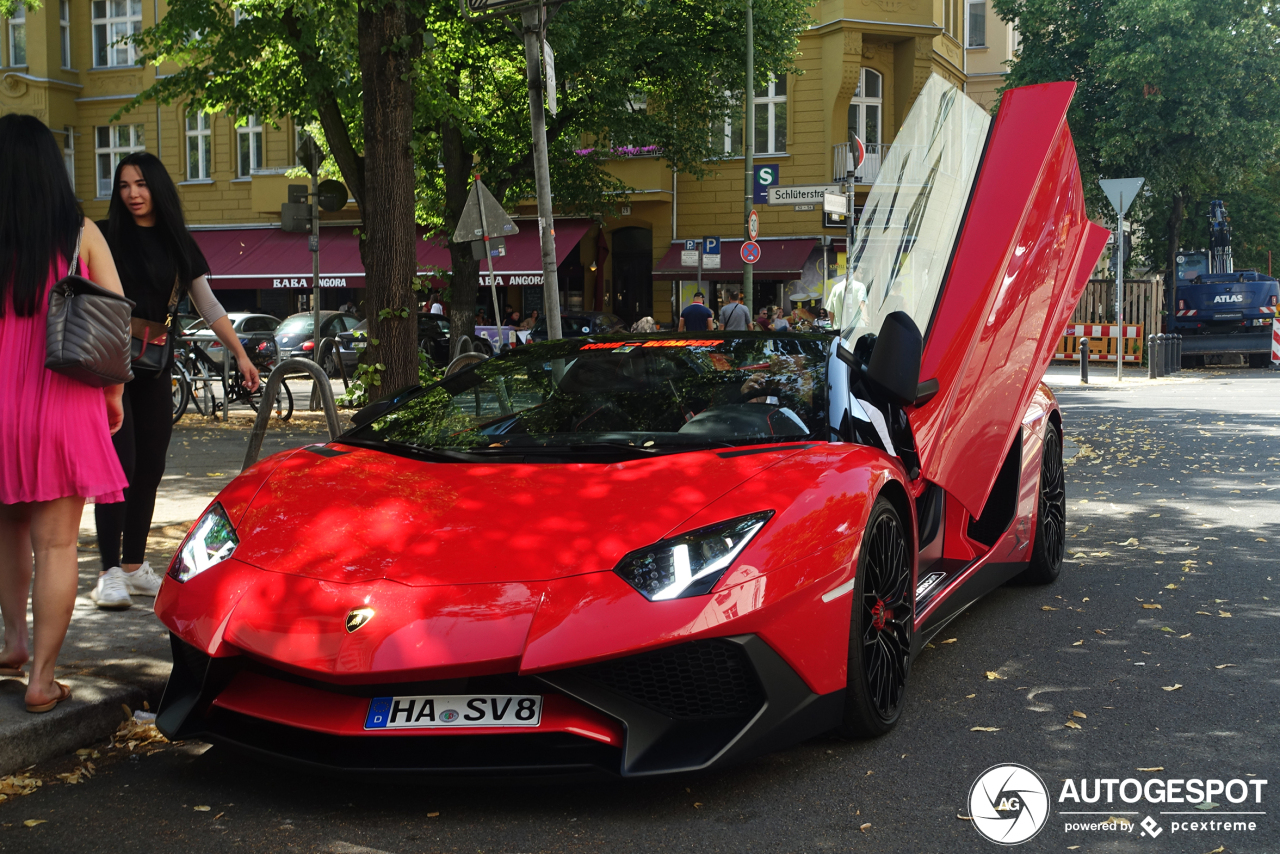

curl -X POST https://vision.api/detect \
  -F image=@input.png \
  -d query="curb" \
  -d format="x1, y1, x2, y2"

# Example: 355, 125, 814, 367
0, 676, 150, 776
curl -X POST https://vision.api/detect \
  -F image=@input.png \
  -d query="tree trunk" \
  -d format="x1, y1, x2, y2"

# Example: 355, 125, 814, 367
357, 2, 422, 397
441, 103, 479, 354
1165, 190, 1185, 332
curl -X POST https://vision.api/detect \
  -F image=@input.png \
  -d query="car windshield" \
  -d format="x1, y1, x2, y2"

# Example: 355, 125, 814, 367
349, 334, 830, 456
277, 316, 313, 335
841, 74, 991, 345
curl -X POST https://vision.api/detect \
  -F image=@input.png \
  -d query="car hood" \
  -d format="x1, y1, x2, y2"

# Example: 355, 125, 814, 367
230, 443, 806, 586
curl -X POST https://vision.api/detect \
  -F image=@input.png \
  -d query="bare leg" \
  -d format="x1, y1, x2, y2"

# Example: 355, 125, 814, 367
0, 503, 34, 671
25, 496, 85, 707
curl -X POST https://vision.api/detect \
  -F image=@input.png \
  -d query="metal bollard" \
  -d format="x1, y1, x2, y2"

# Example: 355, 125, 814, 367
1166, 333, 1175, 375
1148, 334, 1158, 379
1079, 338, 1090, 384
1174, 334, 1182, 372
1155, 334, 1167, 377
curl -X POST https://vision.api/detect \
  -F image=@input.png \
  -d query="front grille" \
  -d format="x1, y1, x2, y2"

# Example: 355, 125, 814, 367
582, 639, 764, 720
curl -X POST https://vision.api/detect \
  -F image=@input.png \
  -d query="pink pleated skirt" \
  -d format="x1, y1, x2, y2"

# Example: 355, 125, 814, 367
0, 260, 127, 504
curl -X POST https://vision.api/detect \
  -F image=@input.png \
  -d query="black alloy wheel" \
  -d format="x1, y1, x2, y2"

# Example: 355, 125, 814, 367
1019, 424, 1065, 584
838, 496, 912, 738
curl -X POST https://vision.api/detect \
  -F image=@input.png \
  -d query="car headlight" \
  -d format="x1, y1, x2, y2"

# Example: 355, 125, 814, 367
171, 502, 239, 583
613, 511, 773, 601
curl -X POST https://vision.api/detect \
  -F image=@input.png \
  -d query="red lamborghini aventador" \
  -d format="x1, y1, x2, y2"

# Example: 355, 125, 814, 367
154, 76, 1110, 776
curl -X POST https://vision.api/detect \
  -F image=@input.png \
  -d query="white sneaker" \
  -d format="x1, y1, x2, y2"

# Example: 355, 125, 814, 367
121, 562, 163, 597
90, 567, 133, 611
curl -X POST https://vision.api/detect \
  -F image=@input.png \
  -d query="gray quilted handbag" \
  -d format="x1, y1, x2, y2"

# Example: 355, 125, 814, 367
45, 228, 135, 387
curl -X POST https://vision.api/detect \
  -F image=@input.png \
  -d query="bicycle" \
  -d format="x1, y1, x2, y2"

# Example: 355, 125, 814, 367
172, 336, 293, 422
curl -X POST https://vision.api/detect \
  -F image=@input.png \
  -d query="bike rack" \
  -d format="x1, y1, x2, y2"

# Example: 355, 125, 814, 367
310, 336, 348, 412
243, 358, 342, 471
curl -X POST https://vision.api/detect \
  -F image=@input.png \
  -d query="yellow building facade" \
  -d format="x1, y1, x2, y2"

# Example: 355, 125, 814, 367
2, 0, 1006, 324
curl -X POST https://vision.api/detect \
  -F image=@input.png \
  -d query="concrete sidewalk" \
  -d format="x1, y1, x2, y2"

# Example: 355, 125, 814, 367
1, 409, 338, 775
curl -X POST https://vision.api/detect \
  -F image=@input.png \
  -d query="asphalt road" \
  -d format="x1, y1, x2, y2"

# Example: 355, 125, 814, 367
4, 366, 1278, 854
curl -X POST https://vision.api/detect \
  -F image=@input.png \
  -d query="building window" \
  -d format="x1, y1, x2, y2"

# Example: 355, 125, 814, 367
186, 111, 212, 180
848, 69, 882, 147
968, 0, 987, 47
95, 124, 145, 197
63, 126, 75, 189
754, 76, 787, 155
59, 0, 71, 68
7, 4, 26, 67
92, 0, 142, 68
238, 114, 264, 176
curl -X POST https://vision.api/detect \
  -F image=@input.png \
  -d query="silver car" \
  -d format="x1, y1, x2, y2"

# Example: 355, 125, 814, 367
183, 312, 281, 367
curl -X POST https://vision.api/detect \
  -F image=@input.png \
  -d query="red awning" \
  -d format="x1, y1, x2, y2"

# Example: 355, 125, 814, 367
652, 238, 818, 281
192, 219, 593, 289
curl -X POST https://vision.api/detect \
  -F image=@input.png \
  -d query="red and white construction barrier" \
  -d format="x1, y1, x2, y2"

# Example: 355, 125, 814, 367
1056, 351, 1140, 363
1272, 316, 1280, 365
1062, 324, 1142, 338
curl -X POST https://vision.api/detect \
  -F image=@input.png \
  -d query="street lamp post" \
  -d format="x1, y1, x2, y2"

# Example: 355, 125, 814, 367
742, 0, 754, 314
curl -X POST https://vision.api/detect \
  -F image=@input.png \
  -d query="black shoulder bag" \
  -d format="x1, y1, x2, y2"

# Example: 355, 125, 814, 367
45, 228, 136, 387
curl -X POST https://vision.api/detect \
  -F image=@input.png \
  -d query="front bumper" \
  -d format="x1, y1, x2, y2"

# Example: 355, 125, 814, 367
157, 633, 843, 777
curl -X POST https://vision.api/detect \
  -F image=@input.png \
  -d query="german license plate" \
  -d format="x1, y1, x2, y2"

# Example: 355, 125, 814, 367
364, 694, 542, 730
354, 340, 367, 350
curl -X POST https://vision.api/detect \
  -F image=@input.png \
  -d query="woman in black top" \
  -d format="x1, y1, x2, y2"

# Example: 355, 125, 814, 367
91, 153, 261, 611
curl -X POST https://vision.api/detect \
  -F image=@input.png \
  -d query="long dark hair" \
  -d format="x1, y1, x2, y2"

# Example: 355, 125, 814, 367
106, 152, 200, 289
0, 114, 82, 317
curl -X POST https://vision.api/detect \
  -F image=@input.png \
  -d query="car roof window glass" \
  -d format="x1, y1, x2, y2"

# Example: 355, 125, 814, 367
352, 336, 829, 455
841, 74, 990, 346
278, 316, 313, 334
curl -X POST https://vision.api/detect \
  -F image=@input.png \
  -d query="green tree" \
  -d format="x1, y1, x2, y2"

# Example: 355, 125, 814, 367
994, 0, 1280, 285
128, 0, 806, 396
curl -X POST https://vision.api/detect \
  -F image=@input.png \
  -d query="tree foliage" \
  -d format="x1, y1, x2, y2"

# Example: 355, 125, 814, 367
994, 0, 1280, 279
126, 0, 806, 395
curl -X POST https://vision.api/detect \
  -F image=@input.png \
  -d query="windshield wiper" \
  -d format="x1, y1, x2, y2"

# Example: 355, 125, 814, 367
339, 438, 495, 462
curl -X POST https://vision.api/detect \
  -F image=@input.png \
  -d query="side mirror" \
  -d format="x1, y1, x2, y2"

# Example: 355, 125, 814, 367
865, 311, 923, 406
351, 399, 394, 428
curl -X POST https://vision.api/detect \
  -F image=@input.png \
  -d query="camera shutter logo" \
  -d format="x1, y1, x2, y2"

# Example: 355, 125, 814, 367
968, 764, 1050, 845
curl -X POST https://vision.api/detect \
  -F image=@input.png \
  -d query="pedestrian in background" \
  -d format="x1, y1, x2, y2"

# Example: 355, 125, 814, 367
719, 291, 750, 331
679, 292, 714, 332
770, 306, 790, 332
0, 114, 129, 712
429, 293, 445, 315
520, 309, 539, 330
91, 153, 261, 611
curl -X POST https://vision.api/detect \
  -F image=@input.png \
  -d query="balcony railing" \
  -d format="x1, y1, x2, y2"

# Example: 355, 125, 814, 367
833, 142, 883, 185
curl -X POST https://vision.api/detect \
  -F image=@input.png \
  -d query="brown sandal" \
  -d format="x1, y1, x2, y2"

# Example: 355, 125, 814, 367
25, 681, 72, 713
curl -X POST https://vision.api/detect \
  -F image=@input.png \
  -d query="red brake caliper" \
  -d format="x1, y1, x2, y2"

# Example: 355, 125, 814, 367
871, 599, 891, 631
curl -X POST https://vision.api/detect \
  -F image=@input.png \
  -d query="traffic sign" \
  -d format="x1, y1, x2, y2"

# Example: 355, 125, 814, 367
740, 241, 761, 264
1098, 178, 1145, 219
681, 239, 699, 267
766, 184, 842, 206
748, 210, 759, 241
752, 165, 780, 203
451, 176, 520, 243
317, 179, 348, 212
851, 135, 866, 170
703, 236, 721, 269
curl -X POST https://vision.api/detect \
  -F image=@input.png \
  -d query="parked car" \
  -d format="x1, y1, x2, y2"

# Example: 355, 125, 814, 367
527, 311, 626, 342
274, 311, 361, 376
182, 313, 281, 367
336, 314, 454, 372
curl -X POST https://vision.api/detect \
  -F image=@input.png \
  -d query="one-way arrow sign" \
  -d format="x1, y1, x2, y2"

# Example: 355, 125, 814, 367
451, 177, 520, 244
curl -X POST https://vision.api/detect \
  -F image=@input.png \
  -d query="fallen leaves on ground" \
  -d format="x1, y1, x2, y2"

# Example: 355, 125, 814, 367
1071, 711, 1087, 718
1042, 606, 1058, 611
985, 671, 1005, 680
194, 805, 211, 812
113, 715, 170, 753
23, 820, 46, 828
1219, 611, 1232, 618
1163, 684, 1183, 692
1137, 767, 1165, 772
1072, 640, 1083, 646
860, 823, 872, 832
1121, 538, 1139, 546
940, 638, 958, 644
1142, 604, 1162, 610
1165, 583, 1179, 589
56, 761, 95, 785
971, 726, 1001, 732
1215, 664, 1237, 669
0, 774, 41, 800
1064, 720, 1082, 729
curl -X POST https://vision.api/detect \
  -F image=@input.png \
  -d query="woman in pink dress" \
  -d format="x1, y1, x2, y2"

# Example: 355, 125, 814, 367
0, 114, 129, 713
